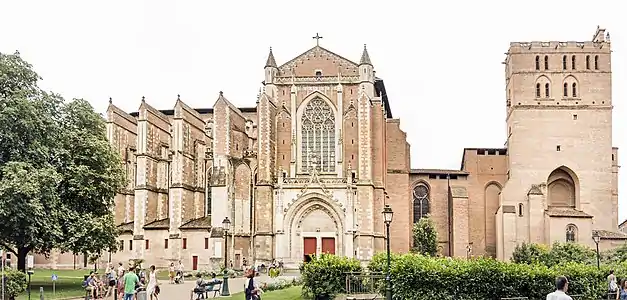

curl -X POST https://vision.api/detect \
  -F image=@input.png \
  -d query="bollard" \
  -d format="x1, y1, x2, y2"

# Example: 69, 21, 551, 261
39, 287, 43, 300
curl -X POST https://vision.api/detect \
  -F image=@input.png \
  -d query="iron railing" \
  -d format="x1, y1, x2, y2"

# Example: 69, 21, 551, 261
345, 272, 385, 296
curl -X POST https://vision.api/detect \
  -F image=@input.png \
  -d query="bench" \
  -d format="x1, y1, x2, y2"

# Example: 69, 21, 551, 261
191, 281, 222, 299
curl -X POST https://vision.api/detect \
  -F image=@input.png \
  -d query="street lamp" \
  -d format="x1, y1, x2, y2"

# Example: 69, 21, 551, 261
592, 231, 601, 269
382, 204, 394, 300
221, 217, 231, 296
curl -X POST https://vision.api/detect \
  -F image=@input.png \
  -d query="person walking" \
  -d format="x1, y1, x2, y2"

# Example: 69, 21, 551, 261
546, 276, 572, 300
146, 265, 159, 300
168, 263, 175, 284
122, 267, 140, 300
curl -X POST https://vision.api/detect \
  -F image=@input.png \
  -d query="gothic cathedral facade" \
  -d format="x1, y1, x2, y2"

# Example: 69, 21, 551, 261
33, 27, 625, 270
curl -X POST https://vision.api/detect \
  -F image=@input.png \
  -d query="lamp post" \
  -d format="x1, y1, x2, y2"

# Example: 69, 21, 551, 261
221, 217, 231, 296
592, 231, 601, 269
382, 204, 394, 300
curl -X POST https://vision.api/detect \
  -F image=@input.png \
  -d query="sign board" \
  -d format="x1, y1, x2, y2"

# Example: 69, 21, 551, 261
51, 274, 58, 281
27, 255, 34, 269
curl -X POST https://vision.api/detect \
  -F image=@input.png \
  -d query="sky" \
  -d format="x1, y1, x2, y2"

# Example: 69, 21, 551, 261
1, 0, 625, 220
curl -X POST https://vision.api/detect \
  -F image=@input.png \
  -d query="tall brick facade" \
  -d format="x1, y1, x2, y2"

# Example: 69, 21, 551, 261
33, 28, 625, 270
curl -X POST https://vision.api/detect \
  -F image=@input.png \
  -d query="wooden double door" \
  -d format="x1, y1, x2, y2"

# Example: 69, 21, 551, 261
303, 237, 335, 262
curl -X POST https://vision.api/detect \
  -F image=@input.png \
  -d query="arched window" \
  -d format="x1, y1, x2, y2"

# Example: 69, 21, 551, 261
413, 184, 430, 223
544, 56, 549, 70
566, 224, 577, 242
594, 55, 599, 70
548, 167, 576, 208
536, 83, 541, 98
585, 55, 590, 69
562, 55, 567, 70
563, 83, 568, 97
301, 97, 336, 173
571, 56, 576, 70
545, 83, 550, 98
572, 83, 577, 98
535, 56, 540, 70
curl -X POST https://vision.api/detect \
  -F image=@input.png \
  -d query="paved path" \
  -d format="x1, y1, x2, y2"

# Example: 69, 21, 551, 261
158, 274, 300, 299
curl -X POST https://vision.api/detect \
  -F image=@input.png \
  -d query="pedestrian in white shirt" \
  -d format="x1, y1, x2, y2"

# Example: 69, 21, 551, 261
546, 276, 572, 300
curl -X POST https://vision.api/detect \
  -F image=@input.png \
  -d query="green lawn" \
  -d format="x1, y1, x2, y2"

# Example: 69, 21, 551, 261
16, 269, 92, 300
224, 285, 303, 300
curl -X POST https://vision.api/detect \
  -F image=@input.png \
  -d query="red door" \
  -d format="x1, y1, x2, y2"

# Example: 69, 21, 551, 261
303, 237, 317, 262
322, 238, 335, 255
192, 256, 198, 271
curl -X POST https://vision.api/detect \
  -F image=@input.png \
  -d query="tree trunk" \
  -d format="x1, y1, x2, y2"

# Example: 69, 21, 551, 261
17, 247, 29, 272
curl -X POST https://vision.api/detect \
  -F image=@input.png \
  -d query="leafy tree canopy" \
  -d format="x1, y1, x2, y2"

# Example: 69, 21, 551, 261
0, 51, 125, 271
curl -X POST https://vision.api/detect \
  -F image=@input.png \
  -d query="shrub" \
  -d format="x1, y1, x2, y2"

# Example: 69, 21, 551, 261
368, 252, 610, 300
512, 242, 596, 267
1, 268, 27, 300
301, 254, 362, 299
411, 216, 438, 256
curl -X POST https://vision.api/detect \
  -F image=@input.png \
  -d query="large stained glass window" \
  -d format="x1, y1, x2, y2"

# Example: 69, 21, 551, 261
301, 97, 335, 173
413, 184, 430, 223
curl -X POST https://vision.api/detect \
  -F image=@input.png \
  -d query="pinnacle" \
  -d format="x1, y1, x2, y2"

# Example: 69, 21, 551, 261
360, 44, 372, 66
265, 47, 277, 68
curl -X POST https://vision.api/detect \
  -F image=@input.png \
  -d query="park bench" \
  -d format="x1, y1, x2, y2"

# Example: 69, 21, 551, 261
191, 280, 222, 299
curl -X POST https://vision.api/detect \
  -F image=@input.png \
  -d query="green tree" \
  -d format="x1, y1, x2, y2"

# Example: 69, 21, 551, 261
412, 216, 438, 256
511, 242, 550, 265
0, 51, 125, 271
511, 242, 596, 267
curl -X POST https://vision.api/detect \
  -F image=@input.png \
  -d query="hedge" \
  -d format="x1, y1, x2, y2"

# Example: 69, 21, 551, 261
1, 268, 27, 300
301, 254, 363, 299
369, 253, 611, 300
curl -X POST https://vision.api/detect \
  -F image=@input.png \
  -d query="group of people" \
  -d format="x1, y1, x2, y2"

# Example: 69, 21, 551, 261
547, 271, 627, 300
92, 262, 160, 300
168, 261, 185, 284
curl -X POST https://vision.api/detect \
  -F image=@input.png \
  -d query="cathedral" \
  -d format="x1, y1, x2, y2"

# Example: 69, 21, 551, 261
34, 27, 626, 270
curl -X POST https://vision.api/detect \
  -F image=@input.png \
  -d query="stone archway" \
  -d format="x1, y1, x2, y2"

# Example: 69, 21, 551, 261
283, 193, 345, 262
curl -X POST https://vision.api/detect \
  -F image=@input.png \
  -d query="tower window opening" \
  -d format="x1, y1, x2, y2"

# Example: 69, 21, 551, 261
594, 55, 599, 70
536, 83, 541, 98
562, 55, 567, 70
545, 83, 550, 98
563, 83, 568, 97
535, 56, 540, 70
544, 56, 549, 70
572, 83, 577, 98
586, 55, 590, 69
571, 56, 576, 70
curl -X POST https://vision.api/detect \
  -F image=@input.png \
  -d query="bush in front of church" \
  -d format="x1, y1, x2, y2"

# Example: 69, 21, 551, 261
301, 254, 362, 300
511, 242, 596, 267
368, 252, 607, 300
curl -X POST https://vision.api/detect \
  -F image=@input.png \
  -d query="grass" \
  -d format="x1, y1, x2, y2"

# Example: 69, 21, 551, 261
224, 285, 303, 300
15, 268, 178, 299
16, 269, 91, 300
